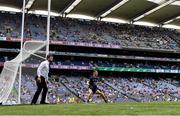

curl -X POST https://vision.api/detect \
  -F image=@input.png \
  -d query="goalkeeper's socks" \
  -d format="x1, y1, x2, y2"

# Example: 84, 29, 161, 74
0, 102, 2, 105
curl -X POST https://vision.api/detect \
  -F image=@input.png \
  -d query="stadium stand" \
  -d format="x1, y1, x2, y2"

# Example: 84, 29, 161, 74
0, 12, 179, 50
10, 74, 179, 104
0, 12, 180, 104
1, 0, 180, 115
1, 55, 180, 70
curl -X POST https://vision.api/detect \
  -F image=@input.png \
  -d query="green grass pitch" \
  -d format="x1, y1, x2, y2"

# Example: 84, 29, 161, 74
0, 102, 179, 115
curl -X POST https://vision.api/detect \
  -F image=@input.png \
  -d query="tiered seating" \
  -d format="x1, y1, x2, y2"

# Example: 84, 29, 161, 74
0, 12, 179, 50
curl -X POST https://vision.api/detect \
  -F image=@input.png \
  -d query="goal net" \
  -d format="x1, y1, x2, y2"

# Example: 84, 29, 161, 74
0, 41, 46, 105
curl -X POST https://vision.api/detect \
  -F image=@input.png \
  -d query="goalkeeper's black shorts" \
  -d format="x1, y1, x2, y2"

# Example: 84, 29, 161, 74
89, 85, 101, 94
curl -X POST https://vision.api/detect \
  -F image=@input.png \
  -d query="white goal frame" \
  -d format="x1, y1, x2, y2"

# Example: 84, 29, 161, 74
17, 0, 51, 104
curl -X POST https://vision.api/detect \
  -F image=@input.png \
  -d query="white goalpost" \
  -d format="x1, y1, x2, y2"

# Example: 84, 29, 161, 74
18, 0, 26, 104
0, 0, 51, 105
46, 0, 51, 57
45, 0, 51, 103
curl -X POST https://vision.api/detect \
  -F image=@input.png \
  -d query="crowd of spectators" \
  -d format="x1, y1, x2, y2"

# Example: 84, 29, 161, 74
6, 74, 79, 104
1, 12, 180, 104
62, 76, 179, 103
6, 74, 179, 104
1, 55, 180, 70
56, 59, 180, 70
105, 77, 179, 102
0, 12, 179, 50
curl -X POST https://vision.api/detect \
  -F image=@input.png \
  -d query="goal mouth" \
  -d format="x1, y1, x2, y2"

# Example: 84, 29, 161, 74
0, 41, 47, 105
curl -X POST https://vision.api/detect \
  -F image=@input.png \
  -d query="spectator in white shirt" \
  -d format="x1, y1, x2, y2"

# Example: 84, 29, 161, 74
31, 54, 53, 105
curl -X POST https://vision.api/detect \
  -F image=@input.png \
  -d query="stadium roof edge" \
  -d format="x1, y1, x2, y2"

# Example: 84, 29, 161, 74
0, 0, 179, 29
25, 0, 35, 9
98, 0, 129, 18
64, 0, 82, 14
133, 0, 176, 21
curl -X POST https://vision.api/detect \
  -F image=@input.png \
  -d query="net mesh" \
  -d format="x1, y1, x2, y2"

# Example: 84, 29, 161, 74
0, 41, 46, 104
20, 48, 46, 104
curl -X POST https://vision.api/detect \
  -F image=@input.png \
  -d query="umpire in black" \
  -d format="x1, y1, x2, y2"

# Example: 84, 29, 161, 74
31, 54, 53, 104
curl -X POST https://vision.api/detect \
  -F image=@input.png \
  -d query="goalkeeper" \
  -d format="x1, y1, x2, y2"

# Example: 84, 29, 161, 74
31, 54, 53, 105
87, 70, 108, 103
